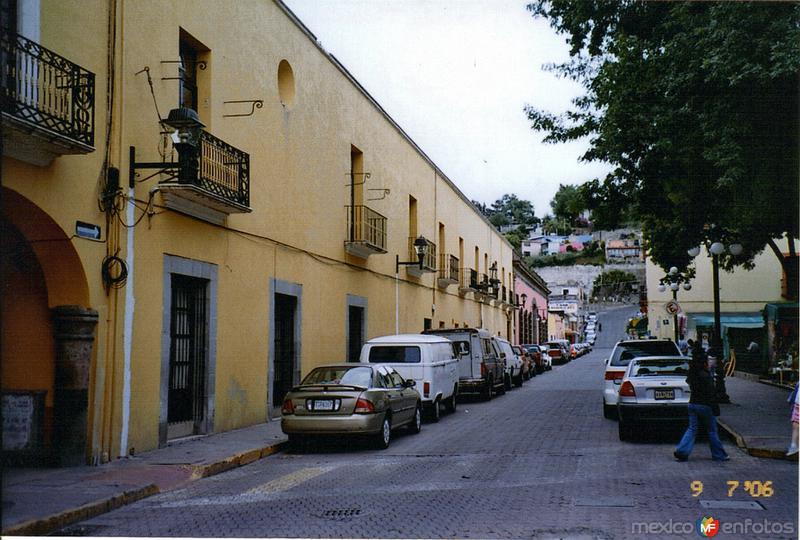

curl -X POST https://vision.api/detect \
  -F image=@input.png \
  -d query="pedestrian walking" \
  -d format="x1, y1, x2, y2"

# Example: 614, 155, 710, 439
678, 334, 689, 356
674, 349, 729, 462
787, 383, 799, 458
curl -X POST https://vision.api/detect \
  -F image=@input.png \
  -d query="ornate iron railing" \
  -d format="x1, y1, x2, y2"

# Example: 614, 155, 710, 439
195, 130, 250, 207
460, 268, 479, 290
439, 254, 459, 282
408, 237, 436, 271
346, 205, 387, 251
1, 30, 94, 145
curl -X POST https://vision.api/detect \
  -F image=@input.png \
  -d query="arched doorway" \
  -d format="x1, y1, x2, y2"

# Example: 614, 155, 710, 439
1, 188, 96, 466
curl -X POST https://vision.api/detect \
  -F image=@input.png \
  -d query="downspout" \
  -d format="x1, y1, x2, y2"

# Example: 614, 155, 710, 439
117, 0, 132, 458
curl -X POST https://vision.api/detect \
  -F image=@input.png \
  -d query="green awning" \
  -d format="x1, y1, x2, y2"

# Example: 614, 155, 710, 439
687, 313, 764, 329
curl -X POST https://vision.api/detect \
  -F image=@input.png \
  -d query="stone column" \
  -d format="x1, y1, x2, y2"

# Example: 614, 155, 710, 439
52, 305, 98, 466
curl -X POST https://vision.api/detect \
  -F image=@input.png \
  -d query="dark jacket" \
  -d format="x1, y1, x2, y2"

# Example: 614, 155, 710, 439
687, 368, 717, 407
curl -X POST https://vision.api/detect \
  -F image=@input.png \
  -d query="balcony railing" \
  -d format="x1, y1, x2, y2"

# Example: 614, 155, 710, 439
157, 129, 250, 223
438, 254, 459, 287
406, 237, 436, 276
345, 205, 387, 258
2, 30, 95, 165
459, 268, 479, 291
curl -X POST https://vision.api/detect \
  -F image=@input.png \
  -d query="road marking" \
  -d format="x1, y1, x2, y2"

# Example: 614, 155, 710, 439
154, 466, 335, 508
245, 467, 333, 495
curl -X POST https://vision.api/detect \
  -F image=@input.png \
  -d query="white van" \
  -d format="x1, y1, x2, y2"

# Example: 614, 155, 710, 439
360, 334, 459, 421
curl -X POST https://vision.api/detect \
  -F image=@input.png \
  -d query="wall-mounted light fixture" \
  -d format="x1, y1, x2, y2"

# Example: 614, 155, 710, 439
396, 236, 430, 273
128, 107, 204, 187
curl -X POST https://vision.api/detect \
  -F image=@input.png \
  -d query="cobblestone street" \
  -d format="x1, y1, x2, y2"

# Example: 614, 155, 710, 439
58, 308, 798, 539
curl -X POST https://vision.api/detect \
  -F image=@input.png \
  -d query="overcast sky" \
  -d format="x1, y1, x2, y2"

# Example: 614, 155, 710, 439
283, 0, 612, 218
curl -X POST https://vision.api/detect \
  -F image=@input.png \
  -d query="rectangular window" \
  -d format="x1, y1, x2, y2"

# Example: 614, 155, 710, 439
367, 346, 421, 364
179, 38, 198, 110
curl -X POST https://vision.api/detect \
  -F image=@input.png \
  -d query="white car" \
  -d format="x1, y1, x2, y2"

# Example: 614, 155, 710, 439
360, 334, 459, 422
602, 339, 683, 419
617, 356, 691, 441
494, 336, 525, 388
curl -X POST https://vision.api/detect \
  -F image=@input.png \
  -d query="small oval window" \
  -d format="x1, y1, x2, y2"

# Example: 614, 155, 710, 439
278, 60, 295, 106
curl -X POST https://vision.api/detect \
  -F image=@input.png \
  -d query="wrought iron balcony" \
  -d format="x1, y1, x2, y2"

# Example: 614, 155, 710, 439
157, 130, 251, 224
1, 30, 95, 166
345, 205, 387, 258
459, 268, 479, 292
406, 237, 436, 277
438, 254, 459, 288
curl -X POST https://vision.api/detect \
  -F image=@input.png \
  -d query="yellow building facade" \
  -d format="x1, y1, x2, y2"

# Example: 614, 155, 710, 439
646, 238, 798, 343
2, 0, 515, 465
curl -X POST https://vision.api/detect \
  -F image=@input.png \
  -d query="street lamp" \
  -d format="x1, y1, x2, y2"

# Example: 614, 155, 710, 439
658, 266, 692, 342
687, 238, 741, 403
396, 236, 430, 272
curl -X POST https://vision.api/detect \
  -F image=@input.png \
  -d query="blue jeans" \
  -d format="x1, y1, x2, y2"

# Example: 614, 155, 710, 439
675, 404, 728, 460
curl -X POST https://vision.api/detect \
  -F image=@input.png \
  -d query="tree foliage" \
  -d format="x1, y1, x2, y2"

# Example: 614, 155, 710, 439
550, 184, 586, 224
526, 1, 799, 275
591, 269, 638, 300
489, 194, 538, 227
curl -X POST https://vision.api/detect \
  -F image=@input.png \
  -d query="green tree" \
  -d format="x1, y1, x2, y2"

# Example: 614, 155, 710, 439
550, 184, 585, 224
591, 270, 638, 300
526, 1, 799, 276
489, 194, 538, 227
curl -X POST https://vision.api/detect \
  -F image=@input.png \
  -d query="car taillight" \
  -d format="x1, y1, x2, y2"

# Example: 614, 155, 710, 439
281, 398, 295, 415
480, 362, 487, 376
619, 381, 636, 397
354, 397, 375, 414
605, 371, 625, 381
423, 382, 430, 398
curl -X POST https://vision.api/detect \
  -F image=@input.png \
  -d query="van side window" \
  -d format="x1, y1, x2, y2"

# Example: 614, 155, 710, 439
481, 339, 493, 357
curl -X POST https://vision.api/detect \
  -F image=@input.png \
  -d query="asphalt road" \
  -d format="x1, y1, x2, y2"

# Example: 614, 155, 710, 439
59, 305, 798, 539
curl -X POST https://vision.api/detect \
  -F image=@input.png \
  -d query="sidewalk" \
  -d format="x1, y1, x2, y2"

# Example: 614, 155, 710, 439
718, 374, 797, 460
1, 419, 288, 536
2, 377, 796, 537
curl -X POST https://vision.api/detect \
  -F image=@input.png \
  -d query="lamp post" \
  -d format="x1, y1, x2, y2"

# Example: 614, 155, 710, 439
687, 240, 742, 403
395, 236, 430, 334
519, 293, 528, 343
658, 266, 692, 342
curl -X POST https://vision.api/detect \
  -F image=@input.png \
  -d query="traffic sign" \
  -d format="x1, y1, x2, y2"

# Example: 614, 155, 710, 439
665, 300, 681, 315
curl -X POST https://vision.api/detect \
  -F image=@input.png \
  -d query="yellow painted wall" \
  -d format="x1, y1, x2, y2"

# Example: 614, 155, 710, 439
112, 0, 515, 455
646, 238, 798, 339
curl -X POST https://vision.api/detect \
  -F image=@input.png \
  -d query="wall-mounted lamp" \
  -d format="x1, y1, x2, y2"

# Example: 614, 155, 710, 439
129, 107, 205, 187
396, 236, 429, 273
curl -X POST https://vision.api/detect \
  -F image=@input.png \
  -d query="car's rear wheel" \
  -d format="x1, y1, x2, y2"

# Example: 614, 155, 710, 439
603, 403, 617, 420
374, 415, 392, 449
444, 388, 457, 413
504, 373, 513, 391
408, 403, 422, 434
497, 375, 507, 395
429, 398, 441, 422
481, 376, 494, 401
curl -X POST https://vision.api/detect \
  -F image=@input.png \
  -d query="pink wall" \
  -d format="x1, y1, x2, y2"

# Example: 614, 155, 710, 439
514, 276, 548, 345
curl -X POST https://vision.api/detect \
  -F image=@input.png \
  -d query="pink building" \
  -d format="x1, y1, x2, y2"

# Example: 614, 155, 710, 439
513, 256, 550, 345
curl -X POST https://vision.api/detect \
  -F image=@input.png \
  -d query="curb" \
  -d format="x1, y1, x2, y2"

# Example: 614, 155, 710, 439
717, 420, 796, 461
1, 440, 289, 537
1, 484, 159, 537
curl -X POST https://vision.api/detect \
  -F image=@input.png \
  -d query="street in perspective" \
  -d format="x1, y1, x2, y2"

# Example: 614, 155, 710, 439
2, 1, 798, 540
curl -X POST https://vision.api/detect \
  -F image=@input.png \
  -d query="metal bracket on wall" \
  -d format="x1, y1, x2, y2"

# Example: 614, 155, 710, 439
222, 100, 264, 118
345, 172, 371, 187
367, 188, 390, 201
160, 59, 207, 81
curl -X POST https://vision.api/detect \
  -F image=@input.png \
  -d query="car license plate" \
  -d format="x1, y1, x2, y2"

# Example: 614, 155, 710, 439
313, 399, 335, 411
654, 389, 675, 400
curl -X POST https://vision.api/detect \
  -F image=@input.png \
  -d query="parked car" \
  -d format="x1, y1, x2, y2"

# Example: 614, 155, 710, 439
281, 364, 422, 449
539, 345, 553, 371
495, 337, 524, 388
422, 328, 505, 400
545, 341, 569, 365
617, 356, 691, 441
602, 339, 683, 419
513, 344, 534, 379
522, 344, 543, 374
360, 334, 459, 422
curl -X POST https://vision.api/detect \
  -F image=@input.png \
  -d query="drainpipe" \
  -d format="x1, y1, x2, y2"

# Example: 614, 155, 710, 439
119, 186, 134, 457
